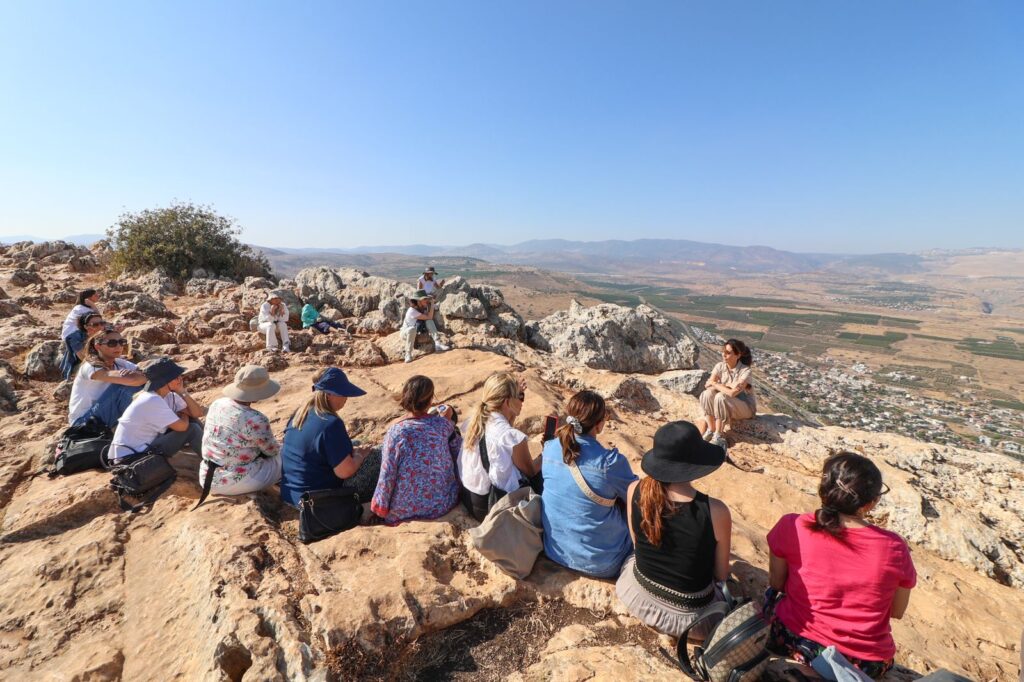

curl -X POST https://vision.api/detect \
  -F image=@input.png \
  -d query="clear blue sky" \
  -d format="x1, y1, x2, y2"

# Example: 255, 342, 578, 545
1, 1, 1021, 253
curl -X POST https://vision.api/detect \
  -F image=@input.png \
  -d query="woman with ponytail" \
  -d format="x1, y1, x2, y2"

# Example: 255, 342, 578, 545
615, 421, 732, 638
539, 391, 637, 578
457, 372, 539, 521
765, 452, 916, 678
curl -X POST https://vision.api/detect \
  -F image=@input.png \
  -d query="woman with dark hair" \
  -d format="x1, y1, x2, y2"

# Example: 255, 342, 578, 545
67, 326, 147, 427
765, 452, 916, 678
59, 289, 102, 380
540, 390, 637, 578
59, 311, 106, 380
279, 368, 379, 508
370, 375, 462, 525
615, 421, 732, 638
698, 338, 757, 447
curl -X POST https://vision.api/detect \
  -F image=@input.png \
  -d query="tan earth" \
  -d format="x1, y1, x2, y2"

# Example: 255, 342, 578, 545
1, 244, 1023, 681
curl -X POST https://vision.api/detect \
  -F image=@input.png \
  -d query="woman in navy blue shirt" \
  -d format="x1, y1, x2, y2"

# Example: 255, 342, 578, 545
279, 367, 379, 507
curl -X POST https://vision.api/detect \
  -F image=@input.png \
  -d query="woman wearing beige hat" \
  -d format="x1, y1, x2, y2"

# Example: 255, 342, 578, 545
258, 291, 290, 352
198, 365, 283, 498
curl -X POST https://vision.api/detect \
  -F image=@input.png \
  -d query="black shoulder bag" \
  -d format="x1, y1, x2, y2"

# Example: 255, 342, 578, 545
108, 448, 178, 513
50, 419, 113, 476
298, 486, 362, 543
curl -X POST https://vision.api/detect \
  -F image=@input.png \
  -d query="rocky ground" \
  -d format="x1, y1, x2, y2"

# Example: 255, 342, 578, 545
0, 241, 1022, 681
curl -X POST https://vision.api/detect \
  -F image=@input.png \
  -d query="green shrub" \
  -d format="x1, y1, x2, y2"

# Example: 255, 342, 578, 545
106, 202, 272, 281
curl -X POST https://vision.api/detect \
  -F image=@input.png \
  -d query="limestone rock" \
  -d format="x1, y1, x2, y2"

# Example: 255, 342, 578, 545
9, 268, 43, 287
23, 340, 64, 381
184, 277, 234, 296
103, 291, 175, 320
657, 368, 710, 397
0, 299, 25, 317
526, 300, 699, 374
122, 322, 178, 346
439, 291, 488, 320
607, 377, 661, 413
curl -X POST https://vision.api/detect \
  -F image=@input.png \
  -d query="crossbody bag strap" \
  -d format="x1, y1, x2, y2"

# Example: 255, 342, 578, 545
191, 460, 222, 511
479, 432, 490, 472
567, 461, 615, 506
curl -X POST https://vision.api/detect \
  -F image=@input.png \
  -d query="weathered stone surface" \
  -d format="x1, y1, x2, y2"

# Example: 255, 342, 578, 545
526, 300, 699, 374
116, 269, 180, 299
23, 340, 64, 381
102, 291, 175, 320
184, 277, 234, 296
9, 268, 43, 287
657, 368, 710, 396
122, 322, 178, 346
607, 377, 662, 413
0, 299, 25, 317
439, 291, 488, 320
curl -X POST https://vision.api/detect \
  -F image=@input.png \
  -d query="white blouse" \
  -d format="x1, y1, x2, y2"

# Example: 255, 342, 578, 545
458, 413, 527, 495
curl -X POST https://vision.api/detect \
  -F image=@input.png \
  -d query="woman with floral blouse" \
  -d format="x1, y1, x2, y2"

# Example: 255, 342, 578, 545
199, 365, 283, 496
370, 375, 461, 524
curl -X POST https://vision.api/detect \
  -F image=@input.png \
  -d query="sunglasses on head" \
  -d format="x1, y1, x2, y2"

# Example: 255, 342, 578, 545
99, 338, 128, 348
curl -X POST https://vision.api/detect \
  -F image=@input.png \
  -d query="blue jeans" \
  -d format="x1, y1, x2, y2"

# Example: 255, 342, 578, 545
60, 334, 85, 381
148, 420, 204, 457
74, 383, 144, 429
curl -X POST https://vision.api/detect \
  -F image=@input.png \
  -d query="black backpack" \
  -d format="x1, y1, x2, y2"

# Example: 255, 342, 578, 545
51, 419, 113, 476
108, 450, 178, 513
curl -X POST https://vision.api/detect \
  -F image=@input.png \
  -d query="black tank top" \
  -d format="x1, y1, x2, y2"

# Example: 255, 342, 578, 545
631, 487, 717, 593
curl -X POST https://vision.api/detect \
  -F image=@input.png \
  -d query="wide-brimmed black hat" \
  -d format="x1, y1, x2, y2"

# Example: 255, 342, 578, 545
641, 421, 726, 483
143, 357, 186, 392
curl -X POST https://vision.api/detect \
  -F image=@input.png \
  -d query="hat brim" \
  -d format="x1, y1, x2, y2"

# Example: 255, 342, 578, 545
321, 383, 367, 398
223, 378, 281, 403
640, 440, 726, 483
144, 364, 186, 392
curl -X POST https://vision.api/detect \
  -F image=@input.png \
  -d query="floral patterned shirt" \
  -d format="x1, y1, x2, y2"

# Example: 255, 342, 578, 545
371, 414, 461, 525
200, 397, 281, 488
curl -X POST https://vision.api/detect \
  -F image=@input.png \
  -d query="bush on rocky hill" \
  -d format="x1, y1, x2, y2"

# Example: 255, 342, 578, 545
106, 202, 272, 282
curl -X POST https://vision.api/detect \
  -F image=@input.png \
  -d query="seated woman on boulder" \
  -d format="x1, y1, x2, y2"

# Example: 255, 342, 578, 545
698, 338, 757, 447
108, 358, 207, 461
370, 375, 461, 525
198, 365, 283, 497
279, 367, 381, 508
300, 302, 345, 335
258, 291, 290, 352
540, 391, 637, 578
458, 372, 540, 521
765, 452, 916, 678
59, 311, 106, 382
616, 421, 731, 639
400, 290, 449, 363
59, 289, 101, 380
67, 325, 147, 428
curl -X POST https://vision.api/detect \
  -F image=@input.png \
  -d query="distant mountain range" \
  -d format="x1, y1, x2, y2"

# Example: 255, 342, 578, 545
0, 233, 105, 246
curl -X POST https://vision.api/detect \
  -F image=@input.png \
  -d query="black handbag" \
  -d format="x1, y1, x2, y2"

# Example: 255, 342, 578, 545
109, 451, 178, 513
298, 487, 362, 543
51, 420, 112, 476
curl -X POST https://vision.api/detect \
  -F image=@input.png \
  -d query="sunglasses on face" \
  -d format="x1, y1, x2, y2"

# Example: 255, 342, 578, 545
99, 339, 128, 348
86, 320, 106, 328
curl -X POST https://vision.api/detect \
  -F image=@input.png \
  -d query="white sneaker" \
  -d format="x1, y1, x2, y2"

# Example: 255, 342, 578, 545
282, 346, 290, 353
404, 353, 413, 363
711, 434, 727, 449
434, 341, 450, 352
701, 429, 714, 441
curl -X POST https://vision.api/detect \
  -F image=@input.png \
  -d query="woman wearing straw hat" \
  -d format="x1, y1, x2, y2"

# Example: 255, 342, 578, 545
401, 290, 449, 363
615, 421, 732, 638
258, 291, 291, 352
198, 365, 284, 497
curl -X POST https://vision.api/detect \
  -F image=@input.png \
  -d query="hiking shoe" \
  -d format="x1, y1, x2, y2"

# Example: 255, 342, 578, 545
701, 429, 714, 441
434, 342, 450, 352
711, 434, 727, 449
404, 353, 413, 363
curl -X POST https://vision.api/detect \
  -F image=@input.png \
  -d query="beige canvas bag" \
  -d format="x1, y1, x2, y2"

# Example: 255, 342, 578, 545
469, 486, 544, 579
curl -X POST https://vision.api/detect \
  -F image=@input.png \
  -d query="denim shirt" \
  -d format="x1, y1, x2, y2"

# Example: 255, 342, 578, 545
540, 435, 638, 578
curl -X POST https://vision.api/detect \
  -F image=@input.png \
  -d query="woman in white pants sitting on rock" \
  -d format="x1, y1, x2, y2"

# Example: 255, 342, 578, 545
196, 365, 283, 503
401, 290, 449, 363
698, 338, 757, 447
259, 291, 290, 352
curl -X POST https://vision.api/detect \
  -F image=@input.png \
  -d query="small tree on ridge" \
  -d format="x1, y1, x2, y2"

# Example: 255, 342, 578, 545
106, 202, 272, 281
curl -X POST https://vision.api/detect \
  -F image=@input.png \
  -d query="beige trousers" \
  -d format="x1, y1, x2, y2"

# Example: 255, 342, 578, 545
699, 388, 755, 427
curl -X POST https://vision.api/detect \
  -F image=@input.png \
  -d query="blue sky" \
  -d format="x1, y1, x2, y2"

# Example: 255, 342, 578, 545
1, 1, 1021, 253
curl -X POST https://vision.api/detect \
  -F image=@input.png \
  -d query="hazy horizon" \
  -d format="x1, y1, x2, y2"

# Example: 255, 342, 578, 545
2, 2, 1022, 252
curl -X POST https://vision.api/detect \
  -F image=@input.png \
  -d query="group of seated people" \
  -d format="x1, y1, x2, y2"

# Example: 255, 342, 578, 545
57, 288, 914, 677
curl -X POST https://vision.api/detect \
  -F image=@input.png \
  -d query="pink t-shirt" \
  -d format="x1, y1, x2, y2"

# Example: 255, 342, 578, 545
767, 512, 917, 661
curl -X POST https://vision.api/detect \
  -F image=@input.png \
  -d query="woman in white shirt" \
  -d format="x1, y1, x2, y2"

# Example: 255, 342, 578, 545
401, 290, 449, 363
59, 289, 101, 380
698, 338, 757, 448
68, 326, 147, 428
258, 291, 290, 352
417, 267, 445, 296
458, 371, 540, 521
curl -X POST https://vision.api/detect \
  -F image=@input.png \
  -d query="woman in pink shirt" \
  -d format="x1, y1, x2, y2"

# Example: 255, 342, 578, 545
766, 452, 916, 678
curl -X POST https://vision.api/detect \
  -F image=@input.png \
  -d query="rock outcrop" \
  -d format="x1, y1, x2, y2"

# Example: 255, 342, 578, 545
526, 300, 700, 373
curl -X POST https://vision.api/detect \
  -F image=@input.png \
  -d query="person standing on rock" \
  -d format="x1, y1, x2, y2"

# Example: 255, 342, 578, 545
401, 290, 449, 363
540, 391, 637, 578
67, 325, 147, 427
279, 368, 381, 510
417, 266, 445, 297
764, 452, 916, 678
197, 365, 283, 501
615, 421, 732, 639
370, 375, 461, 525
108, 358, 207, 461
59, 289, 101, 380
258, 291, 290, 353
458, 372, 541, 521
697, 338, 757, 448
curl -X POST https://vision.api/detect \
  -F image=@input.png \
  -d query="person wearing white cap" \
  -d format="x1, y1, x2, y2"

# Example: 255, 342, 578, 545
258, 291, 290, 352
401, 290, 449, 363
195, 365, 284, 504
